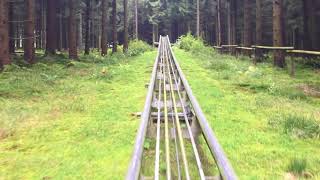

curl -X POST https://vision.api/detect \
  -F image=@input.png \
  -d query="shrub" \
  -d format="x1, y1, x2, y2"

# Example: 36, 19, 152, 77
176, 33, 201, 51
127, 40, 153, 56
176, 33, 215, 57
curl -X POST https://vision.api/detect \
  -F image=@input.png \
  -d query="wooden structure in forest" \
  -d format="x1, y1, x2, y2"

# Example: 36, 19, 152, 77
287, 50, 320, 77
252, 45, 294, 64
235, 47, 254, 58
215, 44, 320, 77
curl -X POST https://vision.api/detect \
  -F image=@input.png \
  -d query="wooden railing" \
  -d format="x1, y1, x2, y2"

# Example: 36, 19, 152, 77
214, 45, 320, 77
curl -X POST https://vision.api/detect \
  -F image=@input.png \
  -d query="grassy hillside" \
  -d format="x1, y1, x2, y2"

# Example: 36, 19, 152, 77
0, 38, 319, 179
174, 35, 320, 179
0, 48, 155, 179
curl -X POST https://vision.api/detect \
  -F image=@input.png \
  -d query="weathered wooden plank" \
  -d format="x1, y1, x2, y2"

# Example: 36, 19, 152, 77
251, 45, 294, 50
287, 50, 320, 56
221, 45, 238, 48
236, 47, 254, 50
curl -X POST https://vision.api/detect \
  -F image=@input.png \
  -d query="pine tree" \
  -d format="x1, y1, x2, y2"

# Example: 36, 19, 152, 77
101, 0, 108, 56
230, 0, 236, 46
216, 0, 221, 46
243, 0, 252, 47
8, 2, 15, 54
85, 0, 91, 55
303, 0, 317, 50
123, 0, 129, 53
68, 0, 78, 59
255, 0, 263, 60
196, 0, 200, 37
273, 0, 285, 67
0, 0, 11, 68
24, 0, 35, 64
46, 0, 57, 55
112, 0, 117, 53
134, 0, 138, 39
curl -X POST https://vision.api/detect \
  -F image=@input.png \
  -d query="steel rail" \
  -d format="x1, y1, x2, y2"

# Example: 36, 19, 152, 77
162, 38, 172, 180
166, 41, 182, 180
164, 38, 191, 180
127, 35, 237, 180
125, 36, 162, 180
166, 36, 238, 180
169, 75, 182, 180
164, 36, 206, 180
154, 37, 163, 180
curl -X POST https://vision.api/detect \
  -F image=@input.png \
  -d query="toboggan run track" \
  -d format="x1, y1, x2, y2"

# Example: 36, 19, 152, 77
126, 36, 237, 180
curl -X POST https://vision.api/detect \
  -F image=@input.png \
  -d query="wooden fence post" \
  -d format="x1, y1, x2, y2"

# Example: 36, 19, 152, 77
290, 56, 295, 77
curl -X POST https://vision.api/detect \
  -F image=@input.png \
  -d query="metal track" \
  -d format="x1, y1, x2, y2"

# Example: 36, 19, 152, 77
126, 36, 237, 180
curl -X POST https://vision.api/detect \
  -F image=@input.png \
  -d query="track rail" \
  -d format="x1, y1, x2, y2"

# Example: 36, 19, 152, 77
126, 36, 237, 180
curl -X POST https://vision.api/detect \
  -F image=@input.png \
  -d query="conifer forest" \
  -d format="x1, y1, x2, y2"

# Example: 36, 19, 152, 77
0, 0, 319, 179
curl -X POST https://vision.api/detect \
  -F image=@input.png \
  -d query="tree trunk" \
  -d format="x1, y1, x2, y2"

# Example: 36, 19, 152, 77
273, 0, 285, 68
134, 0, 138, 39
256, 0, 262, 45
196, 0, 200, 37
230, 0, 236, 45
78, 13, 83, 50
152, 24, 156, 47
244, 0, 252, 47
101, 0, 108, 56
56, 0, 61, 51
58, 12, 62, 51
227, 2, 230, 45
216, 0, 221, 46
46, 0, 57, 55
91, 1, 95, 49
9, 2, 15, 54
123, 0, 128, 53
255, 0, 263, 61
0, 0, 11, 68
84, 0, 90, 55
24, 0, 35, 64
112, 0, 117, 53
303, 0, 316, 50
68, 0, 78, 59
316, 1, 320, 50
155, 24, 158, 42
64, 16, 68, 50
41, 0, 46, 50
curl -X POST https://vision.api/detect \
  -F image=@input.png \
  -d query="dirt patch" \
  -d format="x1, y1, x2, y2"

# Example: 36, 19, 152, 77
0, 128, 10, 140
297, 84, 320, 98
284, 173, 297, 180
42, 176, 52, 180
48, 108, 62, 119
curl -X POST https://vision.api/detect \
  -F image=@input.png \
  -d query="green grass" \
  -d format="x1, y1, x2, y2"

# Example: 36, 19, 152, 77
0, 50, 156, 179
173, 47, 320, 179
1, 39, 320, 179
283, 114, 320, 139
287, 158, 307, 175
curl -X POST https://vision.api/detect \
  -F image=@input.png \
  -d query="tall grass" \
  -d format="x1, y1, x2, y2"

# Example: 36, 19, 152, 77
284, 114, 320, 139
287, 158, 307, 175
268, 114, 320, 139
